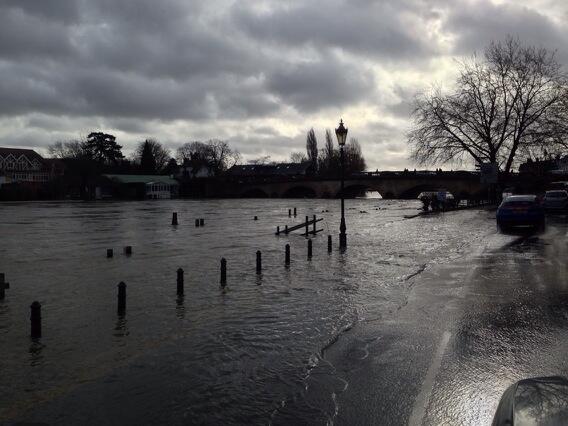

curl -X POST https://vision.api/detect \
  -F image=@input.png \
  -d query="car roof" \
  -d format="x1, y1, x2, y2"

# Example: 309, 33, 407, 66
504, 195, 538, 201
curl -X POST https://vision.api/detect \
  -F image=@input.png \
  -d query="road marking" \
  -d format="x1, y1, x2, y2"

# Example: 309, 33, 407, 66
408, 331, 452, 426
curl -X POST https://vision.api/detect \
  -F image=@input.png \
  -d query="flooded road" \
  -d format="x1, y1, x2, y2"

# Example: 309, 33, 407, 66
1, 199, 566, 424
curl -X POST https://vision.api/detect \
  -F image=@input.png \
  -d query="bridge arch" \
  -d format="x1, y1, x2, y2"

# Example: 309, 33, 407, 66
241, 188, 269, 198
282, 186, 317, 198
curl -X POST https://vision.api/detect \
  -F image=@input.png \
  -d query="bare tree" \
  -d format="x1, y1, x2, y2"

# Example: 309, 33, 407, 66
290, 152, 307, 163
408, 37, 568, 173
345, 138, 366, 173
175, 139, 240, 175
306, 128, 318, 172
48, 140, 87, 159
134, 138, 171, 173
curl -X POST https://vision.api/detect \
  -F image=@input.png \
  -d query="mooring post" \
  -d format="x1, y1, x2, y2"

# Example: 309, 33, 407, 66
288, 209, 292, 217
254, 216, 258, 221
107, 248, 113, 258
0, 273, 5, 300
305, 216, 309, 236
312, 214, 316, 234
285, 244, 290, 265
172, 212, 178, 226
200, 218, 205, 226
256, 251, 262, 274
195, 219, 200, 227
328, 235, 332, 253
276, 226, 280, 235
30, 301, 41, 339
117, 281, 126, 314
308, 239, 313, 259
124, 246, 132, 256
220, 258, 227, 287
293, 207, 297, 217
177, 268, 184, 295
285, 225, 288, 234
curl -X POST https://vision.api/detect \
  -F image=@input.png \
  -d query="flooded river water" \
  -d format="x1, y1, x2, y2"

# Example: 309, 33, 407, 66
0, 199, 494, 424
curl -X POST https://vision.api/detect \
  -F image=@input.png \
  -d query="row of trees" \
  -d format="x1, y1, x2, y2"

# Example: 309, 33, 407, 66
409, 37, 568, 174
48, 134, 240, 176
289, 128, 367, 175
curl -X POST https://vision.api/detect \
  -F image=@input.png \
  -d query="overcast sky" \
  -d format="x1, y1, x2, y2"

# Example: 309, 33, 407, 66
1, 0, 568, 169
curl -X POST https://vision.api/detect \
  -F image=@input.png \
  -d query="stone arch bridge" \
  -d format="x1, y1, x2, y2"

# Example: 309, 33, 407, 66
215, 171, 487, 199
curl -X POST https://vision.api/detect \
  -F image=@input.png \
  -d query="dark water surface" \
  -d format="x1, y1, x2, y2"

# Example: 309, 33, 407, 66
0, 199, 492, 424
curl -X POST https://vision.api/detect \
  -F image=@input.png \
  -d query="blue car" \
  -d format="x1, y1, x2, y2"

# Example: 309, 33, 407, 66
496, 195, 545, 231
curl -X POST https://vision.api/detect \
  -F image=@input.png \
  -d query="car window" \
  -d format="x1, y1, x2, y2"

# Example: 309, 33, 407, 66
546, 191, 567, 198
503, 200, 536, 207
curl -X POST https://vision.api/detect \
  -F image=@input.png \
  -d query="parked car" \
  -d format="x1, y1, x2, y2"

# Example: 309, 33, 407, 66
496, 195, 545, 231
542, 190, 568, 212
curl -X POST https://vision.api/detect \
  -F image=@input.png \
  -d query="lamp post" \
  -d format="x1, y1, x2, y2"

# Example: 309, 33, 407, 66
335, 119, 348, 249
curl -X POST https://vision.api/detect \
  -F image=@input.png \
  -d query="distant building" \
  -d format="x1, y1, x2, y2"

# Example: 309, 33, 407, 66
226, 162, 311, 178
103, 174, 179, 199
0, 147, 63, 186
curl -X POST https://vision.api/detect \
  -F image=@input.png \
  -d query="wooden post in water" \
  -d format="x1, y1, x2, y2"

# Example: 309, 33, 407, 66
124, 246, 132, 256
220, 258, 227, 287
172, 212, 178, 226
0, 273, 5, 300
30, 301, 41, 339
293, 207, 297, 217
305, 216, 309, 236
288, 209, 292, 217
177, 268, 184, 295
195, 219, 200, 227
107, 249, 113, 258
256, 251, 262, 274
276, 226, 280, 235
285, 225, 288, 234
200, 218, 205, 226
308, 239, 313, 259
117, 282, 126, 314
254, 216, 258, 221
285, 244, 290, 265
328, 235, 332, 253
312, 215, 316, 234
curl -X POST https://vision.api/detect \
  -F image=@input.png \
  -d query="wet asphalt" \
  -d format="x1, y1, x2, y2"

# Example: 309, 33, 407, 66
324, 214, 568, 425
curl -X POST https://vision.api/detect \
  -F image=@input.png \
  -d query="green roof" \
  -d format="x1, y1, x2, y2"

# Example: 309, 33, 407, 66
104, 174, 178, 185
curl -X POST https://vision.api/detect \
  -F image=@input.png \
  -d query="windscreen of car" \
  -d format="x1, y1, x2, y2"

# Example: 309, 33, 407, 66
545, 191, 567, 198
503, 200, 536, 207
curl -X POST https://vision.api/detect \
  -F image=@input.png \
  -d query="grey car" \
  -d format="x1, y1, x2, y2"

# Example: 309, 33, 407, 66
543, 190, 568, 212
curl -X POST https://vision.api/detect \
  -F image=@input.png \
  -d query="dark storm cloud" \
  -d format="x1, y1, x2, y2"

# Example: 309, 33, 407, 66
266, 54, 375, 112
232, 0, 437, 59
445, 0, 567, 56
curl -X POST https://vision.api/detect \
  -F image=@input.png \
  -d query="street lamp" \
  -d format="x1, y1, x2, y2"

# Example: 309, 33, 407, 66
335, 119, 348, 249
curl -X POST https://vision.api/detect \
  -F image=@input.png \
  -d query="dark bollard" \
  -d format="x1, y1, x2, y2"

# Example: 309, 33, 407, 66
313, 214, 316, 234
285, 244, 290, 265
172, 212, 178, 226
107, 249, 113, 258
200, 218, 205, 226
195, 219, 200, 227
117, 281, 126, 314
220, 258, 227, 287
276, 226, 280, 235
30, 301, 41, 339
254, 216, 258, 221
308, 239, 313, 259
0, 273, 5, 300
177, 268, 184, 295
256, 251, 262, 274
288, 209, 292, 217
124, 246, 132, 256
293, 207, 297, 217
285, 225, 288, 234
328, 235, 332, 253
